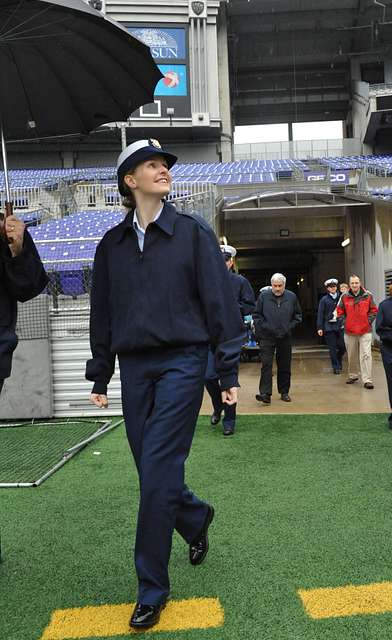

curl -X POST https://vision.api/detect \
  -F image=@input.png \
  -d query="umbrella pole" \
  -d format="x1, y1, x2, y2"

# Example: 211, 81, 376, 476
0, 117, 13, 218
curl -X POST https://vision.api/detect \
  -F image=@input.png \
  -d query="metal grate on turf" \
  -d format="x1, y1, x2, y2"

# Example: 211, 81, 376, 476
0, 418, 123, 487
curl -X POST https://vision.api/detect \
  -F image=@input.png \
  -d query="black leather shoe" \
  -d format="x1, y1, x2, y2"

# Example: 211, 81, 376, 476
130, 601, 166, 629
281, 393, 291, 402
333, 369, 341, 374
223, 427, 234, 436
210, 412, 221, 426
189, 505, 214, 565
255, 394, 271, 404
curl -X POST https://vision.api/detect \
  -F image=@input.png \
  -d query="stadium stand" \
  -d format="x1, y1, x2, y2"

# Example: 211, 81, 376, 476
2, 155, 392, 194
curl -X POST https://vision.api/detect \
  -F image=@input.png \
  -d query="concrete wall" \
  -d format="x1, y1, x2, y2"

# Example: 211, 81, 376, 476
224, 212, 345, 247
350, 80, 373, 154
344, 199, 392, 307
0, 339, 53, 419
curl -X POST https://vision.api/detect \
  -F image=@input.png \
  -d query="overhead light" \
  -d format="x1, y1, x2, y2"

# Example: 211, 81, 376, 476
341, 238, 351, 247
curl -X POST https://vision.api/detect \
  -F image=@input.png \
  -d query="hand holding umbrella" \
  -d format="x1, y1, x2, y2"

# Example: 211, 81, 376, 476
0, 215, 25, 255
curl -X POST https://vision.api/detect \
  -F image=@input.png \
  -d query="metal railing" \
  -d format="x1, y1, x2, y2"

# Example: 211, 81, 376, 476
369, 83, 392, 97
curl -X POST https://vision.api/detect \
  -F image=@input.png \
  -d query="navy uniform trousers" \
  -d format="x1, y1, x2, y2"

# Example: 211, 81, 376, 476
324, 329, 346, 371
204, 349, 236, 430
381, 342, 392, 410
119, 344, 209, 606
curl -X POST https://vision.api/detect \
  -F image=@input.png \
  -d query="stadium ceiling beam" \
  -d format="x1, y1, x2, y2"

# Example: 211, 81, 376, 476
229, 11, 359, 34
234, 107, 348, 126
226, 0, 359, 17
237, 64, 349, 79
236, 85, 349, 97
234, 92, 350, 107
234, 54, 354, 69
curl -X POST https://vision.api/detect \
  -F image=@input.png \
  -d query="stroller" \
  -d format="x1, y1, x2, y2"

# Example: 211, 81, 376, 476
240, 315, 260, 362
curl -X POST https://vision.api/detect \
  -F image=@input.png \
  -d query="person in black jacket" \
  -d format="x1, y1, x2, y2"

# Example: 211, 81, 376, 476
253, 273, 302, 403
205, 244, 255, 436
85, 139, 245, 630
376, 286, 392, 428
316, 278, 346, 374
0, 214, 48, 395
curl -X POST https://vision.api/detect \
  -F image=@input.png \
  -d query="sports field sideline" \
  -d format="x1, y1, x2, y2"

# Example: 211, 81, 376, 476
2, 412, 392, 640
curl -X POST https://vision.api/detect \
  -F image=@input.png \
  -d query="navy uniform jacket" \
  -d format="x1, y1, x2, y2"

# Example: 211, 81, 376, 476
317, 293, 343, 333
0, 230, 48, 380
376, 298, 392, 345
86, 203, 245, 394
229, 272, 255, 318
253, 288, 302, 339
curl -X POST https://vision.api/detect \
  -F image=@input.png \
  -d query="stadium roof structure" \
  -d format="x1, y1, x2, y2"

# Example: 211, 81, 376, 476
226, 0, 392, 126
222, 189, 372, 219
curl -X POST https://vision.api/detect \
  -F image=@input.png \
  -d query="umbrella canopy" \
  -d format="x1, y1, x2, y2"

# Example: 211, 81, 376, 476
0, 0, 162, 141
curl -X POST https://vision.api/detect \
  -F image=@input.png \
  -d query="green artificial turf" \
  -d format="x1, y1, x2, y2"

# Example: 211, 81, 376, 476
1, 413, 392, 640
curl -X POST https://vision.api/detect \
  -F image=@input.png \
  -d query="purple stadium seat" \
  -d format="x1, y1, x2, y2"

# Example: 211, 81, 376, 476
59, 270, 85, 297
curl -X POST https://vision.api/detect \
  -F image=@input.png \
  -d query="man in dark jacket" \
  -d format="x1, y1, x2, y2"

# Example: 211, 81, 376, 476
253, 273, 302, 403
376, 286, 392, 427
316, 278, 346, 374
0, 214, 48, 394
205, 244, 255, 436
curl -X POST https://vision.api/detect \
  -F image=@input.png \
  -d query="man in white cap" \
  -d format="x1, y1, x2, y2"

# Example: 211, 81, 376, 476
205, 244, 255, 435
316, 278, 346, 374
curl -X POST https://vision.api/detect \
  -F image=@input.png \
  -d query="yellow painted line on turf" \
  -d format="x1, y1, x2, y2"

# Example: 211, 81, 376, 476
299, 581, 392, 619
40, 597, 224, 639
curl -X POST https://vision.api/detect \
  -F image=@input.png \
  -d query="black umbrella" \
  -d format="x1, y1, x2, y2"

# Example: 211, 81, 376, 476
0, 0, 163, 215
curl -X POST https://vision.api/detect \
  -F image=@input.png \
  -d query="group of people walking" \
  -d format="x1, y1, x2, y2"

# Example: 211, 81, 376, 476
2, 138, 392, 631
317, 275, 378, 389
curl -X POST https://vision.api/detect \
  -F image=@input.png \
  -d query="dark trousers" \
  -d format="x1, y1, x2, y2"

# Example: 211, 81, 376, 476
324, 330, 346, 371
381, 343, 392, 410
259, 334, 292, 396
204, 350, 236, 429
119, 345, 209, 606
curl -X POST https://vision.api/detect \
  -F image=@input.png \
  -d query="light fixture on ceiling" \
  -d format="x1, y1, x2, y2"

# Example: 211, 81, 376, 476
341, 238, 351, 247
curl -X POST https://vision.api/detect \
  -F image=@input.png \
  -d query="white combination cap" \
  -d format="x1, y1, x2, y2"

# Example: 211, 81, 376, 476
117, 139, 177, 195
220, 244, 237, 258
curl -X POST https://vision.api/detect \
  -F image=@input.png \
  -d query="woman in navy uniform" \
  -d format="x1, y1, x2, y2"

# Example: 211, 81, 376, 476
205, 244, 255, 435
376, 285, 392, 428
0, 215, 47, 394
86, 139, 244, 629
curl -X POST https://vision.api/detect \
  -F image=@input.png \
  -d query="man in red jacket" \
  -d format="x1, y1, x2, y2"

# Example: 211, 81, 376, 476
336, 274, 378, 388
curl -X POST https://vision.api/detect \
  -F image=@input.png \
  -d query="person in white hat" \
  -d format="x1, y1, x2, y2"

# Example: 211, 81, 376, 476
86, 139, 245, 629
205, 243, 255, 435
316, 278, 346, 374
